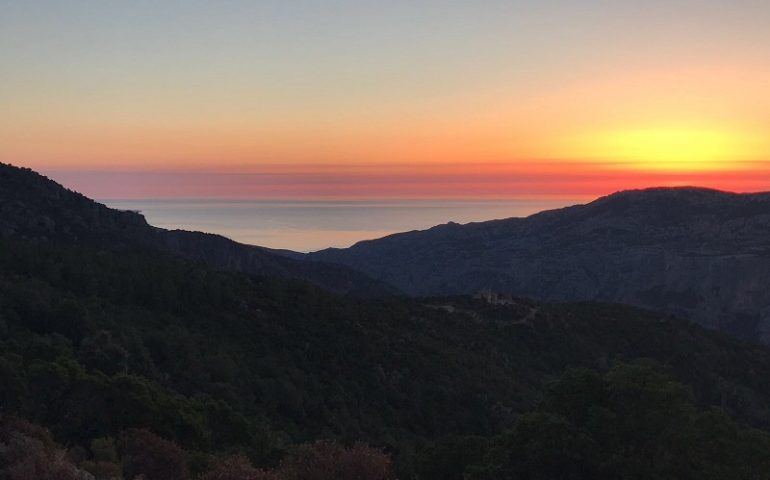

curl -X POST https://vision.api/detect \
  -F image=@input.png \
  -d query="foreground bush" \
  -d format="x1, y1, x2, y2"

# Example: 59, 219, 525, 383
0, 416, 84, 480
200, 454, 280, 480
121, 429, 189, 480
0, 415, 395, 480
202, 441, 395, 480
279, 441, 395, 480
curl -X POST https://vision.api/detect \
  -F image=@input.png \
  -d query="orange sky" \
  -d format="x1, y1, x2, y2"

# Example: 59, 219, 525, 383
2, 1, 769, 199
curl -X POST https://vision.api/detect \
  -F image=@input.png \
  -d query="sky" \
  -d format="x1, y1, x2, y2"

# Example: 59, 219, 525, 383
2, 0, 770, 200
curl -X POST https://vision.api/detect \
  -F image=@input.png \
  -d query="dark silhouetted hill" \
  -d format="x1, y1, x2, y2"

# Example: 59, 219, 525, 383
309, 187, 770, 343
0, 163, 394, 296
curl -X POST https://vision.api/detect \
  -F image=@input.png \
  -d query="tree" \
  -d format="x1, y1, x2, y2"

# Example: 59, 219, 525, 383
415, 435, 489, 480
81, 436, 122, 479
0, 416, 83, 480
79, 330, 129, 376
121, 429, 189, 480
467, 361, 770, 480
279, 441, 395, 480
200, 454, 281, 480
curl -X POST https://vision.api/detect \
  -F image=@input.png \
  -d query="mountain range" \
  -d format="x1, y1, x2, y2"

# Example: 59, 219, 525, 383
308, 187, 770, 343
0, 163, 392, 297
4, 161, 770, 478
6, 162, 770, 345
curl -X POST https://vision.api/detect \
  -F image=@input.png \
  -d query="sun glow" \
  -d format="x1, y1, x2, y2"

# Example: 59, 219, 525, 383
563, 127, 761, 172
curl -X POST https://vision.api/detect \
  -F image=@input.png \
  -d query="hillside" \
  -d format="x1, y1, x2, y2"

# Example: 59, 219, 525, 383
0, 163, 394, 296
5, 235, 770, 475
5, 165, 770, 477
309, 187, 770, 343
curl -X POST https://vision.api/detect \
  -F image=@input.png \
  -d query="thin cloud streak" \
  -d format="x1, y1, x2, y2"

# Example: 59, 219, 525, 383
44, 161, 770, 201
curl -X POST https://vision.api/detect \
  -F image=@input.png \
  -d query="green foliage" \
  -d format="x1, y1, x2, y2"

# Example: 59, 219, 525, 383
415, 435, 489, 480
278, 440, 395, 480
459, 362, 770, 480
199, 454, 277, 480
4, 237, 770, 477
122, 428, 190, 480
91, 436, 118, 462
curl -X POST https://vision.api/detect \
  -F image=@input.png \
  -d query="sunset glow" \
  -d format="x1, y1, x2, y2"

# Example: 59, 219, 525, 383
557, 127, 767, 172
1, 1, 769, 201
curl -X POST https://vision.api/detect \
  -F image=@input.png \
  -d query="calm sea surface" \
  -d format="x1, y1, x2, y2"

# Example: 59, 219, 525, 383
102, 198, 585, 252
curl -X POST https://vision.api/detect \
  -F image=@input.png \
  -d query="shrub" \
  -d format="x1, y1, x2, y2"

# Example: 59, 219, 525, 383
0, 416, 82, 480
279, 440, 395, 480
121, 429, 189, 480
200, 454, 281, 480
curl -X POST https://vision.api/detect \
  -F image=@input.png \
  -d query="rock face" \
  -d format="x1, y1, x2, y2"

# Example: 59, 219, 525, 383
0, 163, 394, 296
309, 187, 770, 343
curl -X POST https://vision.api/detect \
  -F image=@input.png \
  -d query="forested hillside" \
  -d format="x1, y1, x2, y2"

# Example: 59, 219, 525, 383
3, 236, 770, 478
309, 187, 770, 343
0, 163, 393, 296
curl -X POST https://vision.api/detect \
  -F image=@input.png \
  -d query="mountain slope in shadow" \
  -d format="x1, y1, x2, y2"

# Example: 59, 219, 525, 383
309, 187, 770, 343
0, 163, 395, 296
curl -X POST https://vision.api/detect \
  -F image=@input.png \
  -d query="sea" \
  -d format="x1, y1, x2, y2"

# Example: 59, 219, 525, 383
102, 198, 584, 252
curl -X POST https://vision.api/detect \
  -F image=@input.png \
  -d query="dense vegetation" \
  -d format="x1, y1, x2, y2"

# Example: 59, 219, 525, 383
4, 364, 770, 479
418, 362, 770, 480
0, 416, 395, 480
4, 235, 770, 478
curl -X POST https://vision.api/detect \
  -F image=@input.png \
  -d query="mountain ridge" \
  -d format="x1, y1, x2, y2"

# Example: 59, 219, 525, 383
308, 186, 770, 343
8, 161, 770, 343
0, 163, 394, 296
